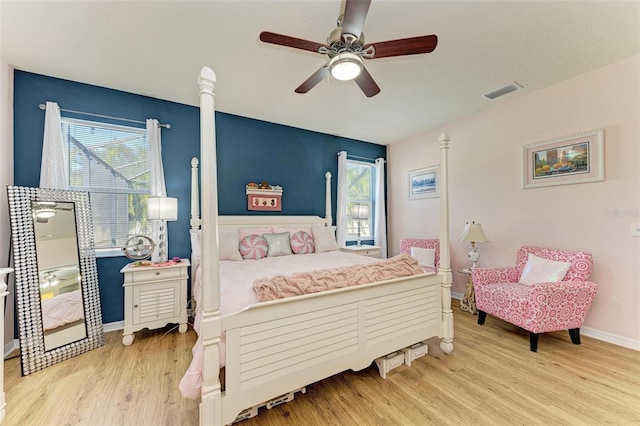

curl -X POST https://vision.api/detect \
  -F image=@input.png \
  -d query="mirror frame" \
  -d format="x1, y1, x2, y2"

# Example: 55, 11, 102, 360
7, 186, 104, 376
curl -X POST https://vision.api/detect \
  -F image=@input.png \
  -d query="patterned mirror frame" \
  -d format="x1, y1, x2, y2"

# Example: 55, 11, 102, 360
7, 186, 104, 376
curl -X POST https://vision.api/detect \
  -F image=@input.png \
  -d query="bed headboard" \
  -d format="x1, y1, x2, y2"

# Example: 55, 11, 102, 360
190, 157, 333, 231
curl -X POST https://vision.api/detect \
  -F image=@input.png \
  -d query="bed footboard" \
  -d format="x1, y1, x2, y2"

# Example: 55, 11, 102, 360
220, 273, 442, 425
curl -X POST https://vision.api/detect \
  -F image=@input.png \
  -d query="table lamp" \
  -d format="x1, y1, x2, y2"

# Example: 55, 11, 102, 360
148, 196, 178, 262
458, 221, 489, 269
352, 203, 370, 247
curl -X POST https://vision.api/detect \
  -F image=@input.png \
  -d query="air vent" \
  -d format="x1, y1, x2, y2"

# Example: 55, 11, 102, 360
483, 82, 523, 100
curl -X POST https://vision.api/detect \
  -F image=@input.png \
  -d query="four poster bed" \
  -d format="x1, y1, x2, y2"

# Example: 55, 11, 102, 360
187, 66, 454, 425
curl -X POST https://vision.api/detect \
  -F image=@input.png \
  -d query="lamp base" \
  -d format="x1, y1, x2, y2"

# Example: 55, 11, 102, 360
468, 245, 480, 269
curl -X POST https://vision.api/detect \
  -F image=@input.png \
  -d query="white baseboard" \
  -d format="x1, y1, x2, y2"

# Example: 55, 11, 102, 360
581, 327, 640, 351
450, 293, 639, 351
103, 321, 124, 333
4, 339, 18, 359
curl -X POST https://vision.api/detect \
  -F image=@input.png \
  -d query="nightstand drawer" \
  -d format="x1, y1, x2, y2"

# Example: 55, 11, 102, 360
359, 248, 380, 257
130, 267, 183, 283
339, 245, 381, 258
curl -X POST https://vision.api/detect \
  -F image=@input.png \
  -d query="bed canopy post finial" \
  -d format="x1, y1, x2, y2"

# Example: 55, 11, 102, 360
325, 171, 332, 226
198, 66, 223, 426
191, 157, 200, 230
437, 132, 454, 354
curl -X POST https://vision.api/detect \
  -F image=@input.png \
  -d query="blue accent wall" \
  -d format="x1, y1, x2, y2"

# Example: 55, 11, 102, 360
13, 70, 386, 323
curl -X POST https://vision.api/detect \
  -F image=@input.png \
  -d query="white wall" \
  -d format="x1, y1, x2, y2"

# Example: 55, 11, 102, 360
1, 54, 15, 350
388, 55, 640, 349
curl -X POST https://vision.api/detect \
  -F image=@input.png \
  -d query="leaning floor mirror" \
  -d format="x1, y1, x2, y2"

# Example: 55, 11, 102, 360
7, 186, 104, 376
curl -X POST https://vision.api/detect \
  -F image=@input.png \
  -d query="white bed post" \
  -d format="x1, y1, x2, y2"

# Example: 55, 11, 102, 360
198, 66, 222, 426
438, 133, 454, 354
325, 172, 332, 227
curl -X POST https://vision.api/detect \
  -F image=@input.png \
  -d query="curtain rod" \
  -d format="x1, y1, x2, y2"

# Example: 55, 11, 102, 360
337, 152, 385, 163
38, 103, 171, 129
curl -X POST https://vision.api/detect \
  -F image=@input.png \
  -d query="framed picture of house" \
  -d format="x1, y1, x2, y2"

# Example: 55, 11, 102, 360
408, 165, 440, 199
523, 128, 604, 189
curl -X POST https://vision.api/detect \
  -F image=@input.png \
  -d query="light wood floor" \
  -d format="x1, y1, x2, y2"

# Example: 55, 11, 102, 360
4, 301, 640, 425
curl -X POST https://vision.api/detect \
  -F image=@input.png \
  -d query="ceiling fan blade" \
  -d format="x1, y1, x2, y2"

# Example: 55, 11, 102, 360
366, 35, 438, 59
342, 0, 371, 38
354, 67, 380, 98
295, 66, 330, 94
259, 31, 326, 53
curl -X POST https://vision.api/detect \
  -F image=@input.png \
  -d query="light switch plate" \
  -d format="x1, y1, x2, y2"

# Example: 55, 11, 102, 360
632, 223, 640, 237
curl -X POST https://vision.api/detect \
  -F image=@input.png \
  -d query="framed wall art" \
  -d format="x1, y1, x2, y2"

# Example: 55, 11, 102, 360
246, 181, 283, 211
408, 165, 440, 200
523, 128, 604, 189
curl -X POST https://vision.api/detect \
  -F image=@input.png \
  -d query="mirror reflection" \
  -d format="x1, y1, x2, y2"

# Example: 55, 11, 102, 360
33, 200, 87, 351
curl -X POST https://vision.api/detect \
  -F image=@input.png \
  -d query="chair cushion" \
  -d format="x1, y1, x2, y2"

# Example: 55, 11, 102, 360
399, 238, 440, 269
410, 247, 436, 270
516, 246, 593, 281
518, 254, 571, 286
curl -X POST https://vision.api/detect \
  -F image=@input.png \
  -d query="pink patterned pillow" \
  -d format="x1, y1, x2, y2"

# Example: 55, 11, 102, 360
290, 231, 315, 254
239, 234, 268, 260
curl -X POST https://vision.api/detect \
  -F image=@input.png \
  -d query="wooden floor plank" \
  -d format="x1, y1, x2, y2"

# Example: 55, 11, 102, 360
4, 301, 639, 425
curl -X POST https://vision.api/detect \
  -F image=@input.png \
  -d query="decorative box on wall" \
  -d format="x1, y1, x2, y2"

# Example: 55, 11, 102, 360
246, 181, 283, 211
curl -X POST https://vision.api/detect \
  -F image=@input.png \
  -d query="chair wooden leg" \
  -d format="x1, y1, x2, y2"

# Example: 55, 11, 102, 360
477, 310, 487, 325
569, 328, 581, 345
529, 332, 538, 352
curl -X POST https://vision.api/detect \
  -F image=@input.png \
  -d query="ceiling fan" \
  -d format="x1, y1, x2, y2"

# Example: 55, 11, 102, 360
259, 0, 438, 97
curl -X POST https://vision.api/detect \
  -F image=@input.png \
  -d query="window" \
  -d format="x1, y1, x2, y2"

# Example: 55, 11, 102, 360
345, 160, 375, 242
62, 118, 151, 255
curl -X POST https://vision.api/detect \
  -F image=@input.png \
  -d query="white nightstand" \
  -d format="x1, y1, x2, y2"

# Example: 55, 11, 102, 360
339, 245, 381, 258
120, 259, 190, 346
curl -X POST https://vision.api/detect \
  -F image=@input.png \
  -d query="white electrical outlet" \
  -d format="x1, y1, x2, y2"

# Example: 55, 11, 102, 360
632, 223, 640, 237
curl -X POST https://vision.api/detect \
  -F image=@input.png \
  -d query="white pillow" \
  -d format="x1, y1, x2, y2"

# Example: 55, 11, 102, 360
311, 223, 338, 253
518, 253, 571, 286
410, 247, 436, 269
219, 227, 242, 261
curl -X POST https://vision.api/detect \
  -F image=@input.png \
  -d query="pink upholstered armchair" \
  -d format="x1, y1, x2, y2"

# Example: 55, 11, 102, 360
471, 245, 598, 352
400, 238, 440, 272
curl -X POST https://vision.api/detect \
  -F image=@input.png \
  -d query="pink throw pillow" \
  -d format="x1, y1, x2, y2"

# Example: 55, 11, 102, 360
239, 234, 268, 260
290, 231, 315, 254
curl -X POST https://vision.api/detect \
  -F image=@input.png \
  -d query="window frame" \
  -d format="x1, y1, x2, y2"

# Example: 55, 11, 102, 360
345, 159, 376, 243
62, 117, 151, 258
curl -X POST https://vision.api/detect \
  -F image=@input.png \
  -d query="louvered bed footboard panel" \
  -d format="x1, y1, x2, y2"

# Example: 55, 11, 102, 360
365, 285, 440, 345
227, 303, 360, 393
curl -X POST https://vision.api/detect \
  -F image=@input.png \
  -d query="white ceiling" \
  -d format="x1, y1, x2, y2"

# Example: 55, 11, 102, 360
2, 1, 639, 145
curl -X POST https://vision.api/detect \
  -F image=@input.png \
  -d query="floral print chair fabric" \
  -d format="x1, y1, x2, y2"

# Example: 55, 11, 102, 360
471, 245, 598, 352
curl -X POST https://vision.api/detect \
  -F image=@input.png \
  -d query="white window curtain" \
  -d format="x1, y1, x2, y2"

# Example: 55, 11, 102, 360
147, 118, 168, 262
336, 151, 348, 247
39, 101, 69, 189
374, 157, 387, 258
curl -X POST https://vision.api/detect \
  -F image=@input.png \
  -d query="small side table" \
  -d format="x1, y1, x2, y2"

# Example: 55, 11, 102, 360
120, 259, 190, 345
339, 245, 381, 258
458, 268, 477, 314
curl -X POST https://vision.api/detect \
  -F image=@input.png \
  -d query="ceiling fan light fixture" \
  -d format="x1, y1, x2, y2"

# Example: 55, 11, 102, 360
329, 53, 363, 81
35, 208, 56, 219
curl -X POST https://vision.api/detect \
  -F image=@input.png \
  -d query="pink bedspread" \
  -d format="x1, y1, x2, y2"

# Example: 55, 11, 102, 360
253, 254, 424, 301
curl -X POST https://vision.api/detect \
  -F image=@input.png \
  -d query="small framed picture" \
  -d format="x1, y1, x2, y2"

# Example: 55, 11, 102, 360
523, 129, 604, 189
408, 165, 440, 200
